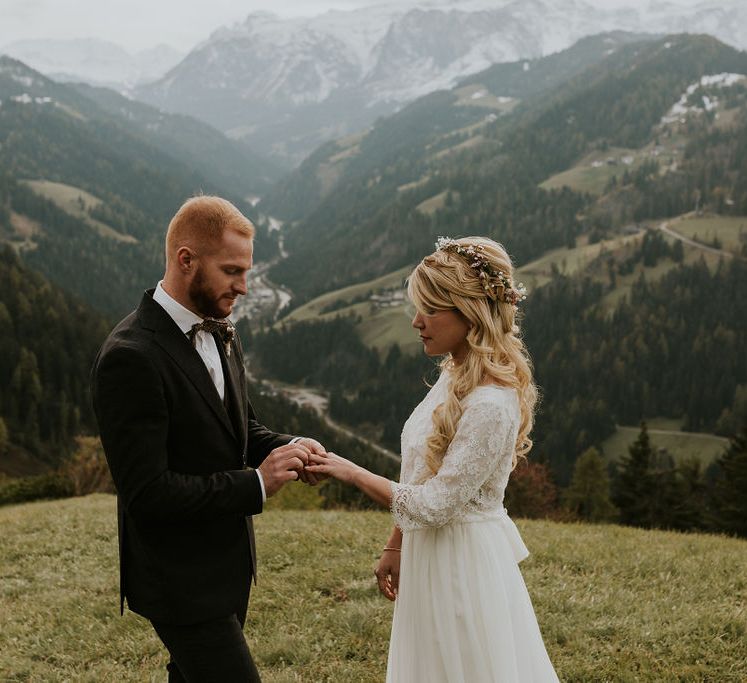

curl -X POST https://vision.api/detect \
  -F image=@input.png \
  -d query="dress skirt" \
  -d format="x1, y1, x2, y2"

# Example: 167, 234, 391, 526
386, 511, 559, 682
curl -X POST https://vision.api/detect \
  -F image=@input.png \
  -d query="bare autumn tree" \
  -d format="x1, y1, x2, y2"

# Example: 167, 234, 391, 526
505, 461, 559, 519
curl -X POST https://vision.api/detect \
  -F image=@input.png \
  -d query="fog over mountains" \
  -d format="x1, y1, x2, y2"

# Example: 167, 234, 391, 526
1, 39, 183, 89
135, 0, 747, 165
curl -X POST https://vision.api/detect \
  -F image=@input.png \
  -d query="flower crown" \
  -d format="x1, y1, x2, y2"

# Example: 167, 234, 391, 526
435, 236, 527, 305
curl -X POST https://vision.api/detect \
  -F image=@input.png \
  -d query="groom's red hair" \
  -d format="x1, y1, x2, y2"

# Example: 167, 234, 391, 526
165, 195, 255, 264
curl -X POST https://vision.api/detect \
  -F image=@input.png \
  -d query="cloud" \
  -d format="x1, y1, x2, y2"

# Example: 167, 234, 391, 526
0, 0, 703, 53
0, 0, 388, 51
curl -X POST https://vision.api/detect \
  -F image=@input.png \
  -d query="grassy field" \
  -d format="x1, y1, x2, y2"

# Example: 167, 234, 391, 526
279, 215, 735, 356
668, 214, 747, 255
21, 180, 137, 244
598, 229, 727, 311
280, 265, 421, 354
602, 424, 729, 466
1, 495, 746, 682
355, 303, 420, 353
415, 190, 450, 214
284, 266, 412, 325
540, 134, 687, 196
453, 84, 519, 112
540, 149, 636, 195
278, 229, 651, 354
515, 231, 644, 291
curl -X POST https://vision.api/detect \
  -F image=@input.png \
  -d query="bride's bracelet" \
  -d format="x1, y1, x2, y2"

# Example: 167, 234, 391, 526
383, 547, 401, 552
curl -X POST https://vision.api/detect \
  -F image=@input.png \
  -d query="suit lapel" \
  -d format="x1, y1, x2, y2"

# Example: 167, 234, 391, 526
137, 292, 237, 440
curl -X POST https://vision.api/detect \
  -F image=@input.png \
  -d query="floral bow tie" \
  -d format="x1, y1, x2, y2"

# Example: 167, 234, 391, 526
188, 318, 236, 357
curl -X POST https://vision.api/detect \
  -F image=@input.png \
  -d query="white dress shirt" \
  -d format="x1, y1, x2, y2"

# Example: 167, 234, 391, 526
152, 282, 267, 501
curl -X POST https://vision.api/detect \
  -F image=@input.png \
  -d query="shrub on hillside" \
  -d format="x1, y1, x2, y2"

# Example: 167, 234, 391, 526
0, 436, 114, 507
264, 480, 326, 511
505, 461, 561, 519
59, 436, 115, 497
0, 471, 73, 506
708, 421, 747, 537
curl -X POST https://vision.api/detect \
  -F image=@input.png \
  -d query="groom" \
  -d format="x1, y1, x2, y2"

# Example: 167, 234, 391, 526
91, 195, 324, 681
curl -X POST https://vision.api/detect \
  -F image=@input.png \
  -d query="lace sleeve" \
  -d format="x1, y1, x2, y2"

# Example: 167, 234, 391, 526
390, 396, 517, 531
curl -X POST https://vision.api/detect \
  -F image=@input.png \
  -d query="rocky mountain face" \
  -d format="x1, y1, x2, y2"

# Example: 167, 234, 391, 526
135, 0, 747, 167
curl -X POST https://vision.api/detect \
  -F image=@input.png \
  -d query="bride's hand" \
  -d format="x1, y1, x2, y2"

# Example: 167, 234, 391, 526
305, 452, 361, 484
375, 550, 400, 601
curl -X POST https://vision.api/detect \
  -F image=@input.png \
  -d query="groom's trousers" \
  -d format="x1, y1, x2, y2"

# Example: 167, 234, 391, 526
151, 596, 260, 683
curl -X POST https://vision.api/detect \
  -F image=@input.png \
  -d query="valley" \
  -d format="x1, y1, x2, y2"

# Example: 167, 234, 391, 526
1, 10, 746, 682
254, 210, 744, 471
0, 27, 745, 535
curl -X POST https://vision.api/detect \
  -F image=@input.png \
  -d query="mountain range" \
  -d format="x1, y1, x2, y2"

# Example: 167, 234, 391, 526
134, 0, 747, 166
0, 55, 280, 318
0, 27, 745, 492
264, 31, 747, 301
1, 38, 183, 89
247, 30, 747, 480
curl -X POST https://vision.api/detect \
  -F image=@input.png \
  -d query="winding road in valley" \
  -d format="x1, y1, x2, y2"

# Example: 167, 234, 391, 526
267, 381, 402, 464
657, 218, 738, 259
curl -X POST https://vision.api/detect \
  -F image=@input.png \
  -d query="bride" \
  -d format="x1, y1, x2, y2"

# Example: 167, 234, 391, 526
306, 236, 559, 682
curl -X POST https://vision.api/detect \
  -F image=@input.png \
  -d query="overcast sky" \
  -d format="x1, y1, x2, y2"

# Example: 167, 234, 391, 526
0, 0, 706, 53
0, 0, 390, 52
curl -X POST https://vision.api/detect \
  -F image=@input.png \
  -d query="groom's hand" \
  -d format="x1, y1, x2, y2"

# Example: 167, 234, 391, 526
258, 443, 310, 497
295, 438, 329, 486
295, 437, 326, 455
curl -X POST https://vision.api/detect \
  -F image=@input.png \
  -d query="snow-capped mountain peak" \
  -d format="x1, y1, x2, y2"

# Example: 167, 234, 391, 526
132, 0, 747, 166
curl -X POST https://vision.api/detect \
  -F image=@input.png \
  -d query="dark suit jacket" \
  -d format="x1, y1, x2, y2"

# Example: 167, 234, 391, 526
91, 290, 291, 625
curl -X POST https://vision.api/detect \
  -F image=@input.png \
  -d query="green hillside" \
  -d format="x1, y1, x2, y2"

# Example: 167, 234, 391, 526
459, 31, 657, 101
602, 423, 729, 466
265, 34, 747, 305
0, 56, 279, 318
261, 32, 656, 224
282, 265, 418, 353
254, 219, 746, 481
278, 209, 742, 353
1, 495, 746, 681
72, 82, 282, 199
669, 214, 747, 256
20, 180, 138, 244
0, 247, 110, 471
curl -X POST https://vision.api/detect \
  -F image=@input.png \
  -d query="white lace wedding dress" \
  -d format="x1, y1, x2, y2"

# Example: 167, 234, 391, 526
387, 369, 559, 682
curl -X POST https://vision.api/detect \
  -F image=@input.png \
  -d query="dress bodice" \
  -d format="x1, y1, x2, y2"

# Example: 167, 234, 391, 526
391, 369, 520, 531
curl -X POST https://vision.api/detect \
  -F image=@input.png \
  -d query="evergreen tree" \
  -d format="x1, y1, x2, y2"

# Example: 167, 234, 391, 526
0, 416, 8, 455
709, 421, 747, 537
647, 450, 685, 530
670, 458, 707, 532
563, 446, 617, 522
613, 422, 657, 527
0, 247, 109, 461
672, 239, 684, 263
715, 384, 747, 436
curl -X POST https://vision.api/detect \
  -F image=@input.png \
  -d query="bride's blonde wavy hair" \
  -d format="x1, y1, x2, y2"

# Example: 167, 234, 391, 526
407, 236, 538, 475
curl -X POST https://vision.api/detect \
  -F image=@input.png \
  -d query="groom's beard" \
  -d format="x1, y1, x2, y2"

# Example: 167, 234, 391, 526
189, 268, 229, 319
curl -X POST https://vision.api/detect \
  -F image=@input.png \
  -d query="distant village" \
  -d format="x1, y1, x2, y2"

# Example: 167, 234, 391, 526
368, 288, 407, 308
